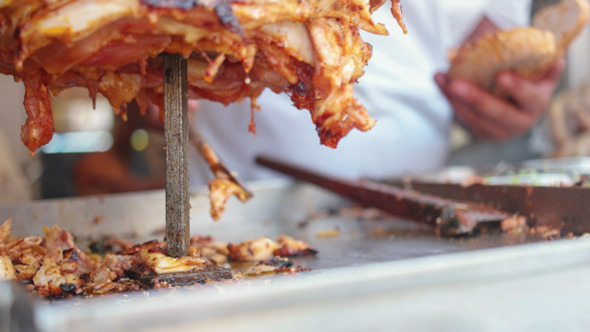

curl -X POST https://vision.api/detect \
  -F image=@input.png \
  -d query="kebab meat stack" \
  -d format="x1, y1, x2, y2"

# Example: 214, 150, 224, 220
0, 0, 407, 297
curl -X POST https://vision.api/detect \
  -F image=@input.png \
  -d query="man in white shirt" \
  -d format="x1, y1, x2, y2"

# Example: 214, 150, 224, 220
188, 0, 563, 185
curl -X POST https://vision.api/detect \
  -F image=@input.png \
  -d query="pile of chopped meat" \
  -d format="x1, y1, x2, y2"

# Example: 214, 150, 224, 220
0, 218, 317, 298
0, 0, 406, 155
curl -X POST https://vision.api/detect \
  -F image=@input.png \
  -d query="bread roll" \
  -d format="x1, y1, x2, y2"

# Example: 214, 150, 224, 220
447, 0, 589, 91
533, 0, 590, 54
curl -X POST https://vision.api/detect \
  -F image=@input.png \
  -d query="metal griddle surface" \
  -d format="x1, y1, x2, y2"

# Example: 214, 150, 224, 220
0, 179, 542, 270
1, 179, 583, 332
292, 226, 539, 270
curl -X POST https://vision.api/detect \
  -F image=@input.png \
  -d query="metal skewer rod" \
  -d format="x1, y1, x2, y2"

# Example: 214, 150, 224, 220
188, 127, 253, 200
163, 53, 190, 257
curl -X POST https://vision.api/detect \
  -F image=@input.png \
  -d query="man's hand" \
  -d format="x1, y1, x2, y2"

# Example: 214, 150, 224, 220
434, 57, 566, 141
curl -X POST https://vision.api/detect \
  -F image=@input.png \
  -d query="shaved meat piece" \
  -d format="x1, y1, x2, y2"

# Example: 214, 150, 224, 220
243, 257, 310, 276
83, 279, 143, 295
307, 17, 376, 147
103, 238, 134, 252
43, 225, 78, 252
500, 216, 528, 234
191, 134, 252, 220
120, 239, 166, 255
0, 218, 11, 244
139, 249, 209, 274
218, 234, 318, 262
3, 236, 44, 257
209, 178, 250, 220
88, 265, 118, 285
274, 235, 318, 257
0, 255, 16, 280
1, 225, 46, 282
2, 219, 317, 298
191, 234, 317, 265
20, 70, 54, 156
32, 249, 84, 297
9, 239, 46, 281
103, 254, 140, 276
88, 254, 140, 284
243, 261, 277, 275
190, 235, 230, 264
43, 225, 98, 273
0, 0, 406, 155
390, 0, 407, 34
1, 234, 44, 259
228, 237, 279, 262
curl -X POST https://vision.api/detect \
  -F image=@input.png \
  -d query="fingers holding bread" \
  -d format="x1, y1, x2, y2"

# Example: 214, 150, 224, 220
447, 28, 556, 92
447, 0, 589, 93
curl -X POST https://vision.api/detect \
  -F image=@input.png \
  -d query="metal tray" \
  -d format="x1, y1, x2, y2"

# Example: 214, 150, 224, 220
521, 156, 590, 175
2, 180, 590, 331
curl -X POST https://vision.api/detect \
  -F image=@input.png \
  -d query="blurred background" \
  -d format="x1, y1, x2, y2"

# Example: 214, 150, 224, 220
1, 0, 589, 202
448, 0, 590, 166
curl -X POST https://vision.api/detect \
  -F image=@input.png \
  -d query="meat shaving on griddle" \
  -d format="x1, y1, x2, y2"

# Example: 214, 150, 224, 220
0, 219, 317, 298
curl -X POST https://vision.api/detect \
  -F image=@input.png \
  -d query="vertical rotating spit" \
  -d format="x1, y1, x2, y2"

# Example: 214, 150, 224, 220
154, 54, 233, 285
163, 53, 190, 258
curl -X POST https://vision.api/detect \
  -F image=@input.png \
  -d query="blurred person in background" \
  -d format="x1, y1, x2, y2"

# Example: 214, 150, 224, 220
73, 100, 166, 196
70, 0, 565, 194
188, 0, 564, 186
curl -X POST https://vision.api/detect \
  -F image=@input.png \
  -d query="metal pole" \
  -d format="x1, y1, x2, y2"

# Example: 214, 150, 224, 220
163, 53, 190, 257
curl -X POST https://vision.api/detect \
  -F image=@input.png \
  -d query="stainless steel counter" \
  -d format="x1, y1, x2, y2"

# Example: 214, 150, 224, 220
2, 179, 589, 331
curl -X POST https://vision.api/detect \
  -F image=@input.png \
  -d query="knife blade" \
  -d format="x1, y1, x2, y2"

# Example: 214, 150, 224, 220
385, 180, 590, 234
256, 156, 515, 236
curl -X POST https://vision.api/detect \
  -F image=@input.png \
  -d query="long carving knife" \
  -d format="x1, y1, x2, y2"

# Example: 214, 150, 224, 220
256, 156, 515, 236
384, 180, 590, 234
